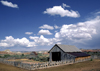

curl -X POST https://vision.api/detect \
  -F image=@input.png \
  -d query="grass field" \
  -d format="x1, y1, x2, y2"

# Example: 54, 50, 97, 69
0, 59, 100, 71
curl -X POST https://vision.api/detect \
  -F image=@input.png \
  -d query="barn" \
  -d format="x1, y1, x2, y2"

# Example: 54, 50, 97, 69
48, 44, 90, 62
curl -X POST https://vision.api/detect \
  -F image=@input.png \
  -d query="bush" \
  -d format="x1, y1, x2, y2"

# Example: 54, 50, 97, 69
32, 56, 48, 62
13, 55, 21, 59
37, 53, 42, 56
21, 54, 24, 57
0, 56, 2, 58
90, 59, 93, 61
4, 54, 10, 58
39, 57, 48, 62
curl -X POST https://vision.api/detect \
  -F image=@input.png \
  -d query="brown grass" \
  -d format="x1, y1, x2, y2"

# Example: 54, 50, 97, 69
0, 63, 29, 71
0, 59, 100, 71
8, 59, 41, 63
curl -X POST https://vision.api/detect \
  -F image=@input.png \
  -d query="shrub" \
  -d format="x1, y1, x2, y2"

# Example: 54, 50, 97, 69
39, 57, 48, 62
4, 54, 10, 58
38, 53, 42, 56
90, 59, 93, 61
21, 54, 24, 57
32, 56, 48, 62
0, 56, 2, 58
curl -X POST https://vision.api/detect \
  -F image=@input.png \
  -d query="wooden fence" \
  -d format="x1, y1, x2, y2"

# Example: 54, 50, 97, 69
0, 55, 99, 70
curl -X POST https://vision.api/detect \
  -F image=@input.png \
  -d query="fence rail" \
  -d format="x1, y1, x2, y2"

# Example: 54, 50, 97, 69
0, 55, 100, 70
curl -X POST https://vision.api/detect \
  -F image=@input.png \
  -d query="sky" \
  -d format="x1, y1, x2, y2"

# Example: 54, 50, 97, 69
0, 0, 100, 51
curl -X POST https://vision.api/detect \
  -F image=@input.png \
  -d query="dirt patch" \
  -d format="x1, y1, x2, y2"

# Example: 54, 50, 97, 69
94, 59, 100, 61
22, 61, 42, 64
8, 59, 29, 61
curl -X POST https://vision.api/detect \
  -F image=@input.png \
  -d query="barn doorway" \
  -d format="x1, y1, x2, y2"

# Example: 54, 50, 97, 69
52, 52, 61, 61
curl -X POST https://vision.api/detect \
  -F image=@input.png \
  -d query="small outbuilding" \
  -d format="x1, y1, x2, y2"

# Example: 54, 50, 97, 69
29, 51, 38, 59
48, 44, 90, 62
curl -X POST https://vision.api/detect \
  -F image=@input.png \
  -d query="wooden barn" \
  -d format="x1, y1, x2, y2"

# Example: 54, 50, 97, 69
48, 44, 90, 62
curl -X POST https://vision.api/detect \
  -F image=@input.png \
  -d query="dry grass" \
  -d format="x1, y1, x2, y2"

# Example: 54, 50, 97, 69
8, 59, 41, 63
0, 63, 29, 71
34, 59, 100, 71
8, 59, 28, 61
0, 59, 100, 71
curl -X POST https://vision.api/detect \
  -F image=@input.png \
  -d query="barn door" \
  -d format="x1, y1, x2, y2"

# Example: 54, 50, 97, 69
52, 52, 61, 61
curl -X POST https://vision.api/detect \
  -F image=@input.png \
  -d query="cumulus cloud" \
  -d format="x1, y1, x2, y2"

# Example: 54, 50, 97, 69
62, 3, 70, 8
0, 43, 11, 47
1, 12, 100, 49
30, 35, 49, 45
29, 35, 61, 46
43, 4, 80, 18
39, 24, 54, 30
38, 29, 52, 35
0, 35, 59, 48
25, 32, 33, 35
0, 0, 18, 8
54, 25, 60, 29
0, 36, 36, 47
55, 16, 100, 43
1, 15, 100, 48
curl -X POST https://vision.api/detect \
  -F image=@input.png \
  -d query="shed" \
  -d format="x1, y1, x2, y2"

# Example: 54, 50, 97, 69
29, 51, 38, 59
48, 44, 90, 61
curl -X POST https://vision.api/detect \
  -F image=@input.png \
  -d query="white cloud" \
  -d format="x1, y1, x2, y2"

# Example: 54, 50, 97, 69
39, 24, 54, 30
38, 29, 52, 35
29, 35, 61, 46
1, 12, 100, 49
1, 14, 100, 48
62, 3, 70, 8
25, 32, 33, 35
54, 25, 60, 29
43, 4, 80, 18
55, 16, 100, 43
0, 35, 60, 48
96, 11, 100, 14
29, 36, 39, 41
0, 36, 36, 47
0, 43, 11, 47
0, 1, 18, 8
29, 35, 49, 46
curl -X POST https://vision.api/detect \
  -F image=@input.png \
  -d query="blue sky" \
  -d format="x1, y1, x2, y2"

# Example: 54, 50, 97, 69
0, 0, 100, 51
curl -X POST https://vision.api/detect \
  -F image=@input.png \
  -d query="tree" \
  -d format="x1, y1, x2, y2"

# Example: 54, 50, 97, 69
21, 54, 24, 57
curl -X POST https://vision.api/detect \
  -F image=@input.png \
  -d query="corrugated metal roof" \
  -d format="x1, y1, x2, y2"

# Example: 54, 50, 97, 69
57, 44, 81, 52
67, 52, 90, 57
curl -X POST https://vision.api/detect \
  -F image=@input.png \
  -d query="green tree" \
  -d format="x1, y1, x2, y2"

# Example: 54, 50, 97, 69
21, 54, 24, 56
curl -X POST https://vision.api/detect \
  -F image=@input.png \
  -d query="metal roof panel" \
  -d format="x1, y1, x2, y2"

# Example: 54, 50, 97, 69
57, 44, 81, 52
